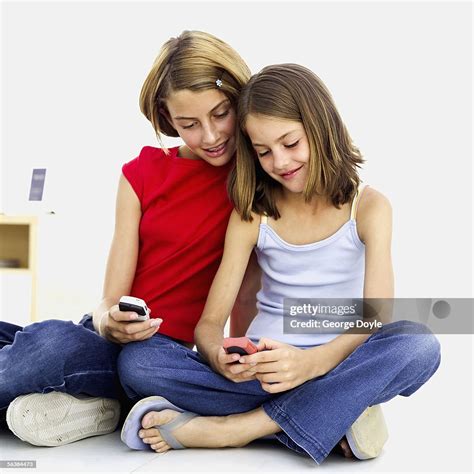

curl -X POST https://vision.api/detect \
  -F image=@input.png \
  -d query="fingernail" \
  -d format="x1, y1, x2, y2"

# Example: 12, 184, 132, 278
150, 320, 160, 327
239, 358, 246, 363
130, 313, 138, 320
232, 355, 240, 361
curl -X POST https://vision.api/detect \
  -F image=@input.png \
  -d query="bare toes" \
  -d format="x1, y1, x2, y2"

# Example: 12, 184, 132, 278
154, 441, 171, 453
146, 436, 162, 445
142, 411, 162, 429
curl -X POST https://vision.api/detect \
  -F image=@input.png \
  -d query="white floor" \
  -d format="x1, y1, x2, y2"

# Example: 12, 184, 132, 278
1, 382, 472, 474
0, 317, 472, 474
0, 425, 405, 473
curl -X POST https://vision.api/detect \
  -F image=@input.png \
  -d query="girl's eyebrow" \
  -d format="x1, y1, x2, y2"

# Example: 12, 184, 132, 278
252, 129, 299, 147
173, 99, 230, 120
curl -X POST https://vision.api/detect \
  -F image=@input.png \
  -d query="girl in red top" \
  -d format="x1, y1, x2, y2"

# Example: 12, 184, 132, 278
96, 31, 256, 345
3, 30, 259, 447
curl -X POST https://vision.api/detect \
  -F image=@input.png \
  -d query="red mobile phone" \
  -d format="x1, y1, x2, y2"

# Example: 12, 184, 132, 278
223, 337, 258, 356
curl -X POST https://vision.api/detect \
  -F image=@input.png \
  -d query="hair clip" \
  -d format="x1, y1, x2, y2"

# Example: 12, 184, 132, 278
215, 78, 223, 88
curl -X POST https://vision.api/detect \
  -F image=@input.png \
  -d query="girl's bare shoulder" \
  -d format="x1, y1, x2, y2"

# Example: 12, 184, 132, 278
356, 187, 392, 242
358, 186, 391, 211
227, 209, 261, 245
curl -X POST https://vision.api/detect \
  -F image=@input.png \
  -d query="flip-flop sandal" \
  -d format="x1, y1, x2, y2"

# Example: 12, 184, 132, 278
345, 405, 389, 460
121, 396, 198, 450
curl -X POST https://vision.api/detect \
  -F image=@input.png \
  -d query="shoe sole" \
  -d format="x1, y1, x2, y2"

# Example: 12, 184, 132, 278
6, 392, 120, 447
345, 405, 389, 460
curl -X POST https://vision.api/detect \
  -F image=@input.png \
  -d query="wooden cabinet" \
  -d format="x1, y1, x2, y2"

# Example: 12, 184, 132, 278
0, 215, 38, 321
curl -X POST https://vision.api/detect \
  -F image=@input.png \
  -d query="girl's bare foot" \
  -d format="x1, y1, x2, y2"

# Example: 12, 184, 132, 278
137, 407, 279, 453
338, 437, 354, 458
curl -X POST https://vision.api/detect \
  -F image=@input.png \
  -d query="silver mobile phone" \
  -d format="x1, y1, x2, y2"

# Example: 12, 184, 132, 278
119, 296, 150, 321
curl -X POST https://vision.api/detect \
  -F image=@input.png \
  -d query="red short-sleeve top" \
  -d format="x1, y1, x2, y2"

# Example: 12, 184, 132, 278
122, 145, 233, 342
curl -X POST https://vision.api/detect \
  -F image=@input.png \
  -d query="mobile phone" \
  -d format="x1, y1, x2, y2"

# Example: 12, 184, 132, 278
119, 296, 150, 322
223, 337, 258, 356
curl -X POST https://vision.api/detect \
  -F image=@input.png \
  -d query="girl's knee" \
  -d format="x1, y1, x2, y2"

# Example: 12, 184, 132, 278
377, 320, 441, 367
396, 321, 441, 369
16, 320, 78, 360
25, 320, 91, 353
23, 320, 118, 372
413, 328, 441, 371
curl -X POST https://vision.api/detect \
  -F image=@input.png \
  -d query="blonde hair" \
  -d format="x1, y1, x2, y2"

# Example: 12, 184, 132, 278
229, 63, 365, 221
140, 31, 251, 146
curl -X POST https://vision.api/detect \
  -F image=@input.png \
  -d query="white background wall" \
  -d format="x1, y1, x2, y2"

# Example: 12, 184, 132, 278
2, 1, 472, 320
0, 2, 472, 471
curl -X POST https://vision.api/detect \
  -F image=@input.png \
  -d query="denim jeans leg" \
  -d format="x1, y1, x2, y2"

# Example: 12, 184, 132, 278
0, 321, 23, 348
118, 332, 273, 415
261, 320, 441, 464
119, 321, 440, 464
0, 321, 24, 423
77, 313, 137, 422
0, 314, 125, 412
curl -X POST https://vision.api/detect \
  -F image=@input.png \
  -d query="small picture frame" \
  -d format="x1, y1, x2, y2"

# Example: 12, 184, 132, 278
28, 168, 47, 201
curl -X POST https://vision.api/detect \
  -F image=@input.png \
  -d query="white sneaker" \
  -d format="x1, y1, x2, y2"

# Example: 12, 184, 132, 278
6, 392, 120, 447
345, 405, 389, 460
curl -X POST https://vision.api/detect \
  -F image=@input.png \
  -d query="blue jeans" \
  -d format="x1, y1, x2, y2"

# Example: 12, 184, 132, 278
0, 314, 132, 417
117, 320, 441, 464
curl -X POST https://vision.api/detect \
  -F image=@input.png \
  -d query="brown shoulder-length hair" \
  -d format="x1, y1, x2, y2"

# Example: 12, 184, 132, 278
140, 30, 251, 149
228, 63, 364, 221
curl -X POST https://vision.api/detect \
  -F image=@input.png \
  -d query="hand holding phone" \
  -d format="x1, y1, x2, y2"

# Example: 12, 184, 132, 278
119, 296, 150, 322
223, 337, 258, 356
211, 337, 259, 383
99, 296, 161, 344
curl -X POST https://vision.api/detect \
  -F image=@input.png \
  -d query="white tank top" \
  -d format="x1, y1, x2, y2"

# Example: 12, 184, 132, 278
246, 186, 367, 348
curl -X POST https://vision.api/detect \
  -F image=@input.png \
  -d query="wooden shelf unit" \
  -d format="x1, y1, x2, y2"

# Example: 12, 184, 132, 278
0, 215, 38, 321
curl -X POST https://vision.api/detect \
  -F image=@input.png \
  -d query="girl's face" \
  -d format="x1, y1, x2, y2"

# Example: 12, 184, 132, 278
165, 88, 236, 166
245, 114, 310, 194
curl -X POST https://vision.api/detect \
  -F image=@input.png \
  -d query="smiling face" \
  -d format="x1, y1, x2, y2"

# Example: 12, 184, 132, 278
165, 88, 236, 166
245, 114, 311, 194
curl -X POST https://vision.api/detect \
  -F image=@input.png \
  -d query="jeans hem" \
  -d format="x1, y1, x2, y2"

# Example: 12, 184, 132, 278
263, 399, 329, 464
